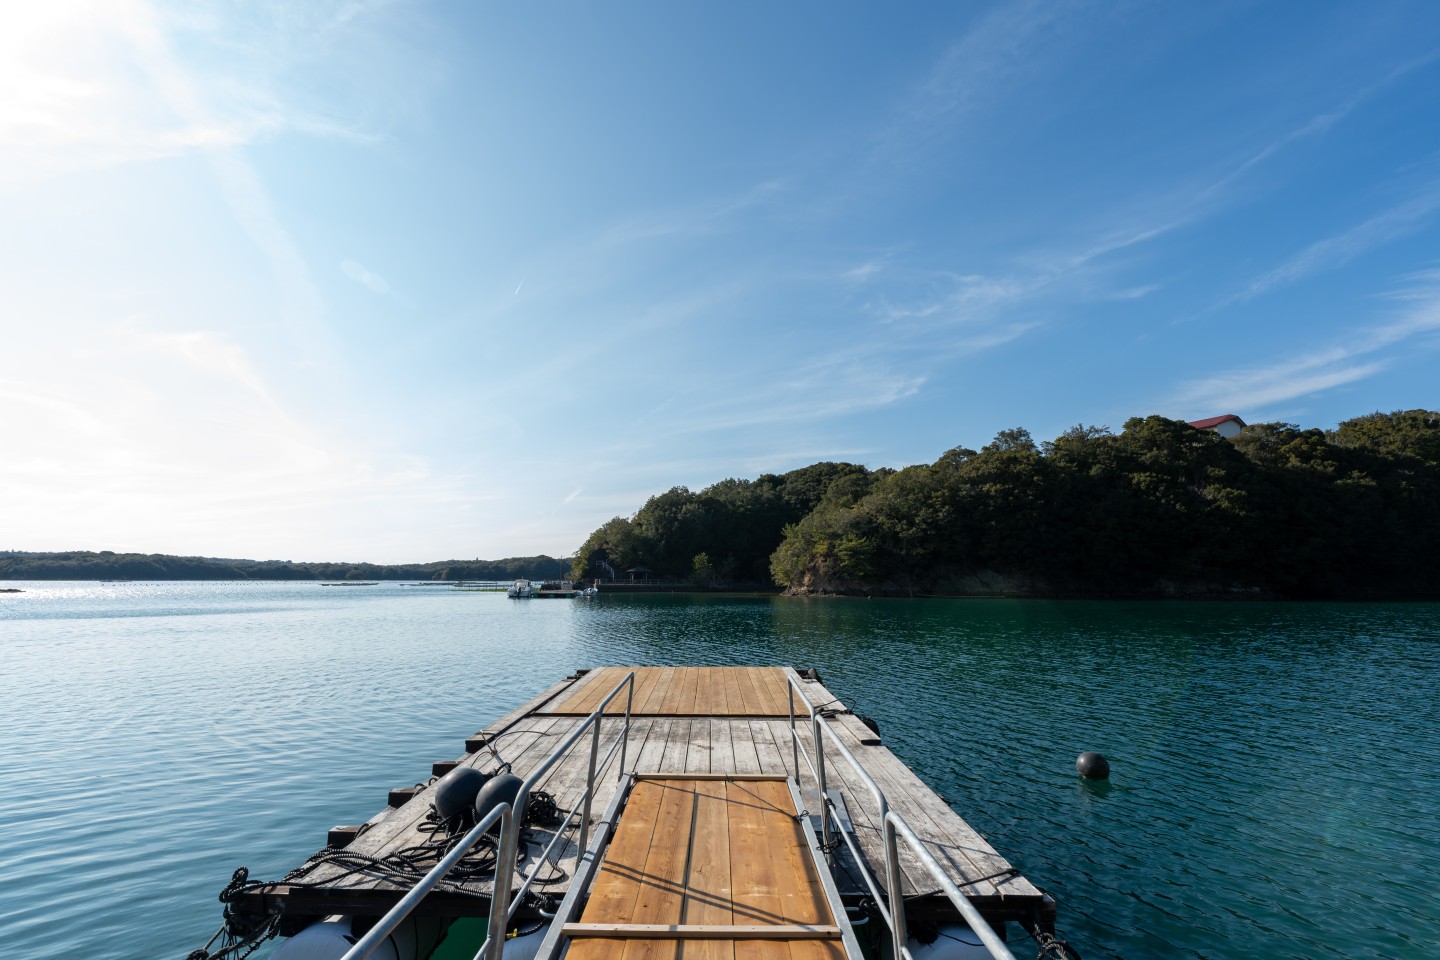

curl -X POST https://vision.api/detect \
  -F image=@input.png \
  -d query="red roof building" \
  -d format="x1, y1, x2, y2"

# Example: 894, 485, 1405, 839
1188, 414, 1246, 438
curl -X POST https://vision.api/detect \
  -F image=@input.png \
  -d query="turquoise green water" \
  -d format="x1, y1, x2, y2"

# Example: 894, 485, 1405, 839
1, 583, 1437, 959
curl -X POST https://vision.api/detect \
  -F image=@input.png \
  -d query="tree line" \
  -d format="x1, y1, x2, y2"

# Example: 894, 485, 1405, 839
0, 552, 570, 582
571, 410, 1440, 599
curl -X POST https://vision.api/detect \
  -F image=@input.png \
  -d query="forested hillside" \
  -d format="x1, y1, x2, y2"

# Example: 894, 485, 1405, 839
0, 552, 569, 582
571, 410, 1440, 599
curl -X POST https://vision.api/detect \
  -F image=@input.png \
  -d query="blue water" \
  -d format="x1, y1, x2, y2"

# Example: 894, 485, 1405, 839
1, 583, 1437, 959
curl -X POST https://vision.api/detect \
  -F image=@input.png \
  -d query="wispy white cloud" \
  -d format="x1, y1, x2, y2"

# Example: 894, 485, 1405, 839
1195, 49, 1440, 207
892, 0, 1087, 136
1227, 184, 1440, 304
1173, 270, 1440, 412
675, 351, 927, 436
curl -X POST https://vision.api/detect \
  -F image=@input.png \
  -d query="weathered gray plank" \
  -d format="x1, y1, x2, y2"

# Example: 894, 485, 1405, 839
629, 716, 673, 775
708, 718, 736, 776
729, 719, 762, 775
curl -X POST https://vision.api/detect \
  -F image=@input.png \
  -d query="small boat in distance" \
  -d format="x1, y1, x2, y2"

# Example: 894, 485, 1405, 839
505, 579, 535, 598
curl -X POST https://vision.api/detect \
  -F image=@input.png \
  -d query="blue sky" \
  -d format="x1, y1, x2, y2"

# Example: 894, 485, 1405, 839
3, 1, 1439, 563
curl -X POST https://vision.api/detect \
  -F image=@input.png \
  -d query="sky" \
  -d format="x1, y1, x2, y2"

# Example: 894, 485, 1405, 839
3, 1, 1440, 564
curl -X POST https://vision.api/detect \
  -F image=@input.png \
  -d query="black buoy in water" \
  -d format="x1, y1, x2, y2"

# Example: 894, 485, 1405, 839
1077, 751, 1110, 780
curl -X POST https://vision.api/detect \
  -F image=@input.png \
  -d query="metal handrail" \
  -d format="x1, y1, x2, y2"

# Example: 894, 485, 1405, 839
500, 671, 634, 923
338, 670, 636, 960
786, 674, 1017, 960
888, 812, 1018, 960
338, 801, 513, 960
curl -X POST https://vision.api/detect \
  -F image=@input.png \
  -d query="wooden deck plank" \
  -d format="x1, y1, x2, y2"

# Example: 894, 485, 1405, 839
658, 666, 686, 716
755, 780, 830, 926
558, 668, 611, 716
698, 666, 723, 716
729, 720, 762, 776
746, 717, 787, 779
544, 668, 798, 718
582, 778, 666, 924
733, 668, 764, 721
638, 667, 672, 715
744, 668, 778, 718
683, 718, 713, 775
709, 719, 736, 777
661, 717, 693, 774
624, 780, 700, 960
773, 719, 929, 899
722, 667, 746, 719
728, 778, 794, 960
833, 730, 1038, 899
631, 717, 675, 775
684, 667, 707, 715
682, 778, 735, 960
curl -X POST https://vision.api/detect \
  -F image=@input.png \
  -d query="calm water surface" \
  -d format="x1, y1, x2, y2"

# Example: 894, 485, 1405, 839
1, 583, 1437, 959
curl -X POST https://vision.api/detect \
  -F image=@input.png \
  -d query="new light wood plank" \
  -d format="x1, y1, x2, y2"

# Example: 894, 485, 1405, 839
697, 667, 724, 716
733, 668, 764, 720
681, 778, 734, 960
745, 668, 779, 718
582, 778, 666, 924
658, 666, 687, 715
722, 668, 746, 719
785, 942, 849, 960
681, 667, 705, 715
624, 779, 700, 960
638, 667, 671, 715
727, 779, 794, 960
755, 780, 830, 926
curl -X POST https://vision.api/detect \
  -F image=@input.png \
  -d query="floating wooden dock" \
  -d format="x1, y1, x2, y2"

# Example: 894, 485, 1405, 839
231, 667, 1052, 957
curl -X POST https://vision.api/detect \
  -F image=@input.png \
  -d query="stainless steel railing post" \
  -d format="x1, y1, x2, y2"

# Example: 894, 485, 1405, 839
813, 709, 831, 856
337, 803, 515, 960
619, 681, 633, 778
578, 716, 600, 861
790, 684, 800, 781
882, 806, 907, 960
482, 805, 514, 960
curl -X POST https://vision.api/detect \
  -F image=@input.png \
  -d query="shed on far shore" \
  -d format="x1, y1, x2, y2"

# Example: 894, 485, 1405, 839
1188, 413, 1246, 439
